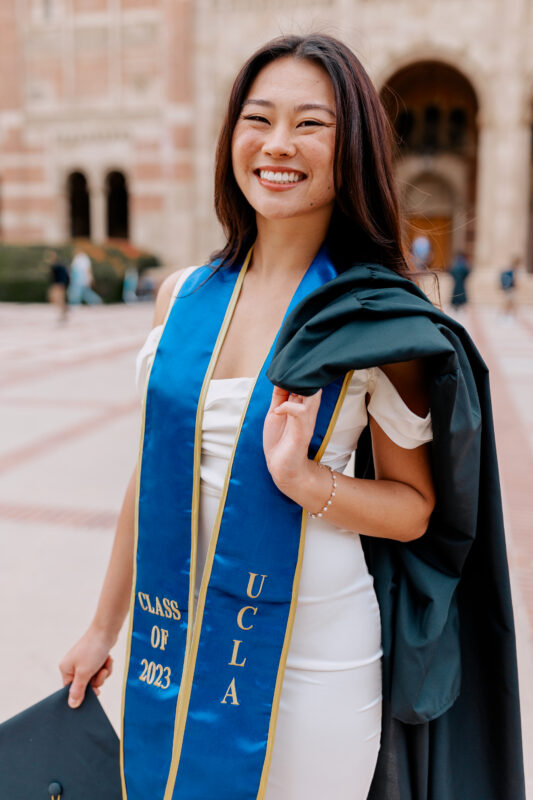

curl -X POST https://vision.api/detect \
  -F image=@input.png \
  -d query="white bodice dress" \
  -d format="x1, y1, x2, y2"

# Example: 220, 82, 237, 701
136, 268, 433, 800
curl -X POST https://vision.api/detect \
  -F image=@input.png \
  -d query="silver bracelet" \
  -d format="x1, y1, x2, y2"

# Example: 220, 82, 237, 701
309, 465, 337, 519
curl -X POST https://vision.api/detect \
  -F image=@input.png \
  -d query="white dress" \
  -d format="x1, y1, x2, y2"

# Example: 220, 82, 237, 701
136, 268, 433, 800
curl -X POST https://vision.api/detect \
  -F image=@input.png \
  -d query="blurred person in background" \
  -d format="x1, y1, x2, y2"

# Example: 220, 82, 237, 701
122, 266, 139, 304
68, 246, 102, 306
46, 249, 70, 323
136, 269, 156, 301
410, 233, 432, 270
60, 34, 525, 800
448, 250, 471, 312
499, 255, 521, 320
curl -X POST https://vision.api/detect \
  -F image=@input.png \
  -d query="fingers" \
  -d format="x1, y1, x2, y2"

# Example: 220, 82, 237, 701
68, 673, 89, 709
90, 669, 109, 690
90, 656, 114, 689
268, 385, 290, 412
67, 656, 114, 708
59, 658, 74, 688
273, 389, 322, 415
274, 400, 306, 416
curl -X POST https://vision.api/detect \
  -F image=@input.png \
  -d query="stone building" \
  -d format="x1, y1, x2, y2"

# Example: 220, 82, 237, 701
2, 0, 533, 294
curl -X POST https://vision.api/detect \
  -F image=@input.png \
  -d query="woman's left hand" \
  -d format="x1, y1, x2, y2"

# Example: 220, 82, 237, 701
263, 386, 322, 490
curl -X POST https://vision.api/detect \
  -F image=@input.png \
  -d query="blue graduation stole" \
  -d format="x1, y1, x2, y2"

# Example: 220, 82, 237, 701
120, 247, 351, 799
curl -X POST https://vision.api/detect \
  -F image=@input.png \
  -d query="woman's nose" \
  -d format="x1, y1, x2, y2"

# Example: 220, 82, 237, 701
262, 124, 296, 158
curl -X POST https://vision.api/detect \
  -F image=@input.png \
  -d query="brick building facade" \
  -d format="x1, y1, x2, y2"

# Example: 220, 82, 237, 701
2, 0, 533, 288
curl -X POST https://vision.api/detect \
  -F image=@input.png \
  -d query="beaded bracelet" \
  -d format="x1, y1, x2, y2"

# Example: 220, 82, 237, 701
309, 465, 337, 519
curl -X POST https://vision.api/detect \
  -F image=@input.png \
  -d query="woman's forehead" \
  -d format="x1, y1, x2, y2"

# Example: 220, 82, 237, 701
245, 57, 334, 107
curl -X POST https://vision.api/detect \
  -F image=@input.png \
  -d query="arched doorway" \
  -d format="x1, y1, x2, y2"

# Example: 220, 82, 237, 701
404, 174, 455, 270
106, 170, 129, 239
381, 61, 478, 269
67, 171, 91, 238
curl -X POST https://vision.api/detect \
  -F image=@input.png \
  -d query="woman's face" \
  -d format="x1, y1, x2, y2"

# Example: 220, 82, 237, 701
231, 57, 337, 224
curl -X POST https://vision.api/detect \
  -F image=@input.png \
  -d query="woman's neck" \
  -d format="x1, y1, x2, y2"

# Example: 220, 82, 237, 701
251, 212, 332, 282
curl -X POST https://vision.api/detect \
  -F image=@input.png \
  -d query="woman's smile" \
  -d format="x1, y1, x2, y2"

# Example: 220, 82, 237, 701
254, 166, 308, 190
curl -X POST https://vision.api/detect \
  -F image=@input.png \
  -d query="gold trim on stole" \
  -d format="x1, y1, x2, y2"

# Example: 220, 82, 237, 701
163, 378, 257, 798
256, 369, 354, 799
119, 328, 158, 798
162, 250, 252, 799
120, 252, 251, 799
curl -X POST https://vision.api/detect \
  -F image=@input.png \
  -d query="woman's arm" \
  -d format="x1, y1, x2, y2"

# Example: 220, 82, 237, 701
59, 273, 183, 707
59, 467, 136, 706
263, 359, 436, 543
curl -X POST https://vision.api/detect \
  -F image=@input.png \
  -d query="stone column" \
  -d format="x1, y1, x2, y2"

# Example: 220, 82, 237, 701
89, 178, 107, 243
475, 110, 532, 272
55, 180, 70, 241
161, 0, 195, 267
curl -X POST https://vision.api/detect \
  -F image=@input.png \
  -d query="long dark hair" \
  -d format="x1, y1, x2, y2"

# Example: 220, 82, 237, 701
213, 33, 411, 275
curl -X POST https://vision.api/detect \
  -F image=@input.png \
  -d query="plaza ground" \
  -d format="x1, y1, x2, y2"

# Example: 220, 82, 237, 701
0, 298, 531, 794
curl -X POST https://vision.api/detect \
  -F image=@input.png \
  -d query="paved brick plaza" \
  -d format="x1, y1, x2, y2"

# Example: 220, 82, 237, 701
0, 300, 531, 792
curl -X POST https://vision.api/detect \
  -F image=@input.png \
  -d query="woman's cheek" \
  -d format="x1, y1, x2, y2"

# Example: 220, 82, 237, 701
232, 133, 260, 187
233, 128, 260, 160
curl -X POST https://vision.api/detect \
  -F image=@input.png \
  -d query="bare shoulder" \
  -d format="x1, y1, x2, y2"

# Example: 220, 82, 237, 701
378, 358, 429, 417
152, 268, 188, 327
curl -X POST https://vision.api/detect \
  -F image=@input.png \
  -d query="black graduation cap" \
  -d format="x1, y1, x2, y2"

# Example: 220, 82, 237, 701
0, 685, 122, 799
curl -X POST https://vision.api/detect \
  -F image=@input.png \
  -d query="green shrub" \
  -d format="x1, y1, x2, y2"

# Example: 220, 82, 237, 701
0, 241, 162, 303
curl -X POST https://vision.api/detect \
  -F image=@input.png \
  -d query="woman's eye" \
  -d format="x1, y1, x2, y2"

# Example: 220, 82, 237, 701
297, 120, 324, 128
242, 114, 269, 124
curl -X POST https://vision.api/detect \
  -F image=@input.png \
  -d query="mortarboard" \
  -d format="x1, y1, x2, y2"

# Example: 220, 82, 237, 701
0, 685, 122, 799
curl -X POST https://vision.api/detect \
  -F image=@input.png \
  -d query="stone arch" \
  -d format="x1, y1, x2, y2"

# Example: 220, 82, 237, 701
67, 171, 91, 238
380, 60, 479, 268
374, 45, 488, 121
398, 154, 468, 205
106, 170, 129, 239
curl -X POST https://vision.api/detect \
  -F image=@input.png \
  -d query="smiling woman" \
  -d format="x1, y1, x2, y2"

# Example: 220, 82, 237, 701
60, 33, 525, 800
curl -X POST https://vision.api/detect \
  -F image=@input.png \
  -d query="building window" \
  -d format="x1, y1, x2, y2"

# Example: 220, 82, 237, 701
422, 105, 441, 152
68, 172, 91, 238
448, 108, 468, 150
396, 109, 415, 149
106, 171, 129, 239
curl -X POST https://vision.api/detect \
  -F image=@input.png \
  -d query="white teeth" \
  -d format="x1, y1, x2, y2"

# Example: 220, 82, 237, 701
259, 170, 304, 184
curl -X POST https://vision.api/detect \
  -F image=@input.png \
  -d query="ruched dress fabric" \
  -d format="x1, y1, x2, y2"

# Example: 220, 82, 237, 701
136, 268, 433, 800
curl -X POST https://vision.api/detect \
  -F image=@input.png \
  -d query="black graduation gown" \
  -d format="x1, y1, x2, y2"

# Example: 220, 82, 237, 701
267, 263, 526, 800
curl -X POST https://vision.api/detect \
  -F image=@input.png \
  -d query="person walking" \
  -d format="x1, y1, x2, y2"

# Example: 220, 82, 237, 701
60, 34, 525, 800
46, 249, 70, 322
410, 233, 432, 270
68, 247, 102, 305
448, 250, 471, 311
122, 267, 139, 304
500, 255, 521, 320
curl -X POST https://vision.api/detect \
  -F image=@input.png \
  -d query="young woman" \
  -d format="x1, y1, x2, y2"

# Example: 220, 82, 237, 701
60, 35, 524, 800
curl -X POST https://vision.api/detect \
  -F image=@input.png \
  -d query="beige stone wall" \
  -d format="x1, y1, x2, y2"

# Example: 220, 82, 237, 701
2, 0, 533, 293
0, 0, 194, 267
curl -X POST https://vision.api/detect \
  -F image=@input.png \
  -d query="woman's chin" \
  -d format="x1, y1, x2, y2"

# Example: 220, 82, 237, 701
255, 206, 330, 226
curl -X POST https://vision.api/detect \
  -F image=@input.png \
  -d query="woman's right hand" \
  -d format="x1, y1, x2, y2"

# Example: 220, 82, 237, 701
59, 626, 115, 708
